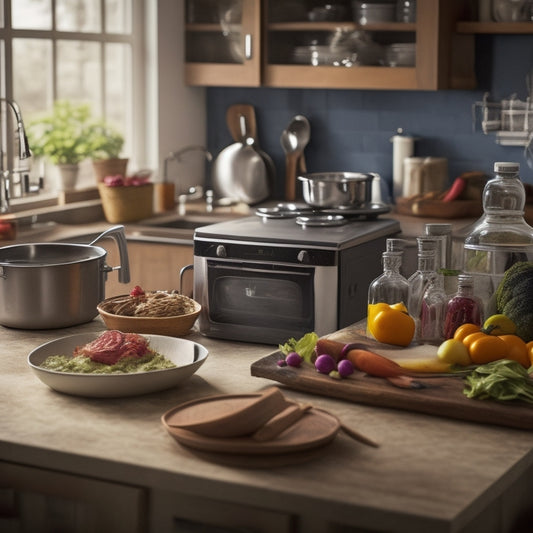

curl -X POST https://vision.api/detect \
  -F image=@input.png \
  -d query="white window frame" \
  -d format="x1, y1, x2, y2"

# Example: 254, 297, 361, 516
0, 0, 148, 200
0, 0, 207, 210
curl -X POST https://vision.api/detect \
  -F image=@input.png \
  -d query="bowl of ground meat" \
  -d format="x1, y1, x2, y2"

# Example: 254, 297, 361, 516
97, 286, 201, 337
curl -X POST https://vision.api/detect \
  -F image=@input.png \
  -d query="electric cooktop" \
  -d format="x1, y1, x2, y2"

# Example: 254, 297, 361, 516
194, 212, 401, 250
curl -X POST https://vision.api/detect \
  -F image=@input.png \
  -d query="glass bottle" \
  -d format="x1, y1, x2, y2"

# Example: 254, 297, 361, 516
408, 248, 439, 341
367, 251, 410, 338
463, 162, 533, 316
425, 223, 453, 270
386, 237, 409, 276
368, 251, 409, 306
407, 239, 439, 316
443, 274, 483, 339
419, 272, 447, 344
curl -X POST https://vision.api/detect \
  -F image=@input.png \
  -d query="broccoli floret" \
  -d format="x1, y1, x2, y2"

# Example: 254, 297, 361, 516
496, 261, 533, 342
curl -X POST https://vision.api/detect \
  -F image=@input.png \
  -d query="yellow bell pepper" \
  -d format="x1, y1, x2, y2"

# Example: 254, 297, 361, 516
367, 302, 415, 347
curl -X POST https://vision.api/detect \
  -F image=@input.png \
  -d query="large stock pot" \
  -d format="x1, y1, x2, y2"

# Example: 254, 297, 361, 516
0, 225, 130, 329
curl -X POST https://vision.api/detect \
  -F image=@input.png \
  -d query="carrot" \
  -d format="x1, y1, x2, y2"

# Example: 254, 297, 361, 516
315, 339, 345, 362
315, 339, 425, 388
345, 348, 405, 378
315, 339, 370, 363
346, 348, 425, 389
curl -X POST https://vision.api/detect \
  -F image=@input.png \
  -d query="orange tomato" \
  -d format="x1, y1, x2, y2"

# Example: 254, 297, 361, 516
462, 331, 486, 352
499, 335, 530, 368
468, 335, 508, 365
454, 323, 481, 343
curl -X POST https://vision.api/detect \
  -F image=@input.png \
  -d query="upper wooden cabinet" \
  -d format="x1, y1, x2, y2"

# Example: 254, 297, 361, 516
184, 0, 476, 90
185, 0, 261, 86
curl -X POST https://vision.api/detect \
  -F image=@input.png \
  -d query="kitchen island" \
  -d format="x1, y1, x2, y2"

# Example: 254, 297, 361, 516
2, 318, 533, 533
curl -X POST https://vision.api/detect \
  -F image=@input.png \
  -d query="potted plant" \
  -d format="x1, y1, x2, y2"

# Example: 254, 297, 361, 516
27, 100, 95, 189
87, 121, 128, 182
27, 100, 127, 189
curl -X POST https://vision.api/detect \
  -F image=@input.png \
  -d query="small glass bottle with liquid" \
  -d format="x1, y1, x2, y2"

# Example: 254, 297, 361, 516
443, 274, 483, 339
463, 162, 533, 316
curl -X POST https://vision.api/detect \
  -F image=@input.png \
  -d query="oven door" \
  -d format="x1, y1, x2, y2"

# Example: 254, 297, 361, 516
195, 258, 337, 344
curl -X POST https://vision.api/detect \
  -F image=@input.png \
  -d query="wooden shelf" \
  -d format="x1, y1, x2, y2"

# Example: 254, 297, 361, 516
268, 21, 416, 32
456, 21, 533, 34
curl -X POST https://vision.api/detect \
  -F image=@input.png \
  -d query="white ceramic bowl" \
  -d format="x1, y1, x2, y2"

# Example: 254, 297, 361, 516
28, 333, 208, 398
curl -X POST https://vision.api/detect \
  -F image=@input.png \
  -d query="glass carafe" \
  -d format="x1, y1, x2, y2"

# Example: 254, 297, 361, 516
463, 162, 533, 316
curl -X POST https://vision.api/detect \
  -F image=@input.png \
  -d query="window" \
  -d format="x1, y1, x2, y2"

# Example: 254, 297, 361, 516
0, 0, 145, 196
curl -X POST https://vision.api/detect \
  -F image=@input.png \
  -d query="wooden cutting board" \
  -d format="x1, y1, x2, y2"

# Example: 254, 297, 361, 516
251, 328, 533, 431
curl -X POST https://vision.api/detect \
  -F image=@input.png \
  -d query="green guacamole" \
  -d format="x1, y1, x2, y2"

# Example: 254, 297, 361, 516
40, 351, 176, 374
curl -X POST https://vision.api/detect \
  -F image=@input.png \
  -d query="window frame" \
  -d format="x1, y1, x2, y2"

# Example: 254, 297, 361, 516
0, 0, 148, 201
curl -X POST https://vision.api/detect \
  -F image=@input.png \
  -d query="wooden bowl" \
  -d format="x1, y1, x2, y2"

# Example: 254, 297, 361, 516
97, 295, 201, 337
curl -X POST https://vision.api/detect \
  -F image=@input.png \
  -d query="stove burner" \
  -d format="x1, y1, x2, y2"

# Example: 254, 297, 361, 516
255, 203, 313, 218
255, 202, 390, 222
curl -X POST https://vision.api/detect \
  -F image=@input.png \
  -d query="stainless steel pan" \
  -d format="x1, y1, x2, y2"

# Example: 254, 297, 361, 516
0, 225, 130, 329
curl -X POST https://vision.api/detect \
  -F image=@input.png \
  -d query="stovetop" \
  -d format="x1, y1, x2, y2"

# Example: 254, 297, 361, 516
194, 214, 401, 250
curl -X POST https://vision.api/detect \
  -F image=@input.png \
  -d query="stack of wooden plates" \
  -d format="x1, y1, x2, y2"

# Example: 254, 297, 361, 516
161, 387, 341, 467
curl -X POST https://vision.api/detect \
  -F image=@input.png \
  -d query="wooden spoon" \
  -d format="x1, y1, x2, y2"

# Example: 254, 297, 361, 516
252, 403, 380, 448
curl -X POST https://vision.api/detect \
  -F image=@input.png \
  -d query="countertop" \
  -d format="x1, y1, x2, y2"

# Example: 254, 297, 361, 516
2, 318, 533, 533
0, 197, 477, 248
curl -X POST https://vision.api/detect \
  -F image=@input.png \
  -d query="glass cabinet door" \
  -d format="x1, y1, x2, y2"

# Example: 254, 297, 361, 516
263, 0, 474, 90
185, 0, 261, 86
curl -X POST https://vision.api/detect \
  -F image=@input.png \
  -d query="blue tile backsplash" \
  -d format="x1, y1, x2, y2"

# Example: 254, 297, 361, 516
207, 34, 533, 200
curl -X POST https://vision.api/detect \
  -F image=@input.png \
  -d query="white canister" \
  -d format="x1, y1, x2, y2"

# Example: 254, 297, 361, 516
402, 157, 449, 197
390, 129, 415, 200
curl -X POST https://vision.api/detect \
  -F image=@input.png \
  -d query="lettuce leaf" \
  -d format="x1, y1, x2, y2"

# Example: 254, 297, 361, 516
278, 332, 319, 364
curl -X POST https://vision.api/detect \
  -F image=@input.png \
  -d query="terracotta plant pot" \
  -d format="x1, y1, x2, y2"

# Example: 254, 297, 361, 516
92, 157, 129, 182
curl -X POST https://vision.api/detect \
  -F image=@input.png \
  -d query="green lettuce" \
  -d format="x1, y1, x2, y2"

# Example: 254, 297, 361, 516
278, 332, 319, 364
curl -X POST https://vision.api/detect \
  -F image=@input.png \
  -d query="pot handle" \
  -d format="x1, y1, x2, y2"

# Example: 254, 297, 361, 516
89, 225, 131, 284
179, 264, 194, 297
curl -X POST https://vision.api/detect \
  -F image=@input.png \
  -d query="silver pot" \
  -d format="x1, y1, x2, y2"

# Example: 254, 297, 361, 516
298, 172, 375, 208
0, 225, 130, 329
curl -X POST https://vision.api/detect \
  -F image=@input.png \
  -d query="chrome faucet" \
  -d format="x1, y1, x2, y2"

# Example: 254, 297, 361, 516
0, 98, 36, 213
163, 144, 213, 201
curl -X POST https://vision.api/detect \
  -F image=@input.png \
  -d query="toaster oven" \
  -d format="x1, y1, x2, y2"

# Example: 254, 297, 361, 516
193, 215, 400, 344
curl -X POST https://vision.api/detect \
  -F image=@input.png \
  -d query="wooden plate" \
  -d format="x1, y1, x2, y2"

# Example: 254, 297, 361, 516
162, 403, 340, 455
162, 388, 289, 438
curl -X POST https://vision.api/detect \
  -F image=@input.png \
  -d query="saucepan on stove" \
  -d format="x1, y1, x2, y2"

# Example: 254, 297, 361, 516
0, 225, 130, 329
298, 172, 376, 209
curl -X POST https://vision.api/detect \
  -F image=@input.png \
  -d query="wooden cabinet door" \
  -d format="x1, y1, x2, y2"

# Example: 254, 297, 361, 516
185, 0, 262, 86
1, 461, 146, 533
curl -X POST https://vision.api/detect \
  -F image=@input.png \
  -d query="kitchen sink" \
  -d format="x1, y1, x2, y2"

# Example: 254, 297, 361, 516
135, 212, 245, 230
140, 217, 222, 230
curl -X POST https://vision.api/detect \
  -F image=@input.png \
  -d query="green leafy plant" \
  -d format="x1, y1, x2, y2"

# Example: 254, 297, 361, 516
27, 100, 124, 165
86, 121, 125, 160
